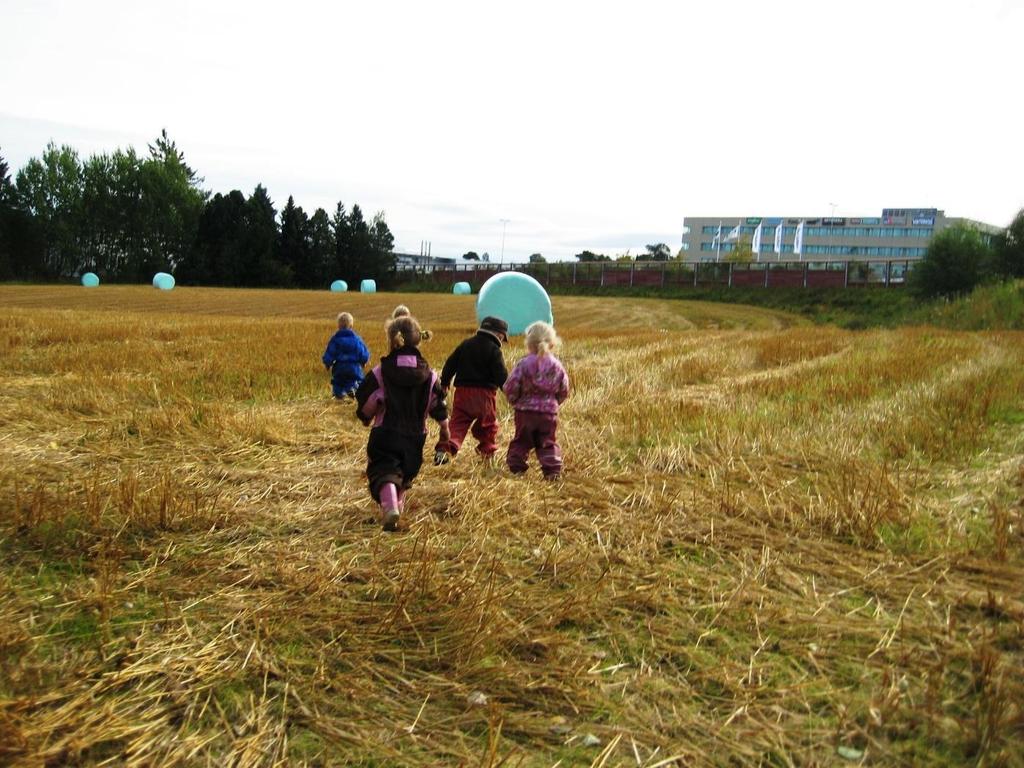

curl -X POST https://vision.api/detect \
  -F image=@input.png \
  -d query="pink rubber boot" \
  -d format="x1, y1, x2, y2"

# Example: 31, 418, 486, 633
380, 483, 400, 531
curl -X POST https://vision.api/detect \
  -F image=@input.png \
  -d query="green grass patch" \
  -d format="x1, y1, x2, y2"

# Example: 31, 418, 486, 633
879, 515, 945, 556
926, 280, 1024, 330
49, 610, 101, 643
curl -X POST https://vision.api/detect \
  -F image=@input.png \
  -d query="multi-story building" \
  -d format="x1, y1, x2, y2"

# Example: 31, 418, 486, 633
681, 208, 1000, 262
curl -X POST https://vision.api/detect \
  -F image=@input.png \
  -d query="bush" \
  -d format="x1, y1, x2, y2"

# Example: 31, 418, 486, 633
909, 224, 994, 299
927, 280, 1024, 330
993, 207, 1024, 280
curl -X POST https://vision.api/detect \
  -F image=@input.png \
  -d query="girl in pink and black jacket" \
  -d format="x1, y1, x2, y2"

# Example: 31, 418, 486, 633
502, 321, 569, 480
355, 315, 449, 531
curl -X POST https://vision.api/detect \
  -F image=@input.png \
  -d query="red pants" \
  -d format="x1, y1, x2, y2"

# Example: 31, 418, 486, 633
438, 386, 499, 457
506, 410, 562, 477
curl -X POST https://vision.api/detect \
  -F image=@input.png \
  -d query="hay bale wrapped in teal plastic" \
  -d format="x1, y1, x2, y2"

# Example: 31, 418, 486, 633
330, 280, 348, 292
153, 272, 176, 290
475, 271, 552, 335
452, 281, 471, 295
81, 272, 100, 287
360, 279, 376, 293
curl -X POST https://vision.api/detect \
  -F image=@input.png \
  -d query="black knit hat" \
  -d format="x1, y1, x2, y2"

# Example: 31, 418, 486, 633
479, 316, 509, 342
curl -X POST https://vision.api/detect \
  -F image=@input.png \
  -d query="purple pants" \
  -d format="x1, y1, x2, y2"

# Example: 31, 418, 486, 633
507, 410, 561, 477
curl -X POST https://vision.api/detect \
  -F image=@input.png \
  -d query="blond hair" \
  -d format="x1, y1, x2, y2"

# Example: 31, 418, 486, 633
387, 304, 432, 341
387, 315, 422, 350
337, 312, 353, 329
524, 321, 560, 357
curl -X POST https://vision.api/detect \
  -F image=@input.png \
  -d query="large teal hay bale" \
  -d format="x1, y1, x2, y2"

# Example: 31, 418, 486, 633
476, 271, 552, 335
153, 273, 176, 291
360, 279, 377, 293
452, 281, 472, 295
330, 279, 348, 292
81, 272, 100, 287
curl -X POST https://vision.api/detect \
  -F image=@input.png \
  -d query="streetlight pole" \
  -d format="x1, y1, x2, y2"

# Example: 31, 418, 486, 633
499, 219, 510, 265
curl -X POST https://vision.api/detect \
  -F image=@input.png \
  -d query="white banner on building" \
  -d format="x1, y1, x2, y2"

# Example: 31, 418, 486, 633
773, 221, 784, 254
793, 221, 805, 258
751, 222, 763, 260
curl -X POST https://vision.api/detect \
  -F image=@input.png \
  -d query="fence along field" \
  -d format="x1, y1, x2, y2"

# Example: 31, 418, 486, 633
1, 285, 1022, 766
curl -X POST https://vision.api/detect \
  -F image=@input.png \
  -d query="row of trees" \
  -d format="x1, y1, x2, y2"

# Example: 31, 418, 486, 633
460, 252, 543, 263
181, 191, 393, 288
0, 134, 395, 287
911, 212, 1024, 298
459, 243, 674, 264
575, 243, 672, 262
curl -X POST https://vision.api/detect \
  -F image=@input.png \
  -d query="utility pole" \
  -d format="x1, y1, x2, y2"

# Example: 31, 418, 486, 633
499, 219, 510, 264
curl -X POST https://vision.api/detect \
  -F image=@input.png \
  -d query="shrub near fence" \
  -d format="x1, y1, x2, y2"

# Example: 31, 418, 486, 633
398, 259, 915, 292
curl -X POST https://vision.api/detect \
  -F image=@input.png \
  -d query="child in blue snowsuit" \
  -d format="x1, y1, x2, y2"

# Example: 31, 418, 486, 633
322, 312, 370, 398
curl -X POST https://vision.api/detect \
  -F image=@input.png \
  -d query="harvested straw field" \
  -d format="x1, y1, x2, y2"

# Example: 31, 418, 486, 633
1, 285, 1022, 766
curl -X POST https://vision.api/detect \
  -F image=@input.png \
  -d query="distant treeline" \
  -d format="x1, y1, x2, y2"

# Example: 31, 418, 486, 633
0, 132, 395, 287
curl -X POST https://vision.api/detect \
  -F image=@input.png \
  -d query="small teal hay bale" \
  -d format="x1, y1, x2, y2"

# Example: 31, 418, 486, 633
360, 279, 377, 293
330, 279, 348, 292
452, 281, 471, 295
81, 272, 100, 287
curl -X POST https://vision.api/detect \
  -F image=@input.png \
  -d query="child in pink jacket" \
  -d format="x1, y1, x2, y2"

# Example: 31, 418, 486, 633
502, 321, 569, 480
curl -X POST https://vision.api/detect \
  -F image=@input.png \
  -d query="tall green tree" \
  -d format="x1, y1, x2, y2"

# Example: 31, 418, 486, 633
279, 195, 311, 287
345, 203, 371, 284
137, 130, 207, 280
308, 207, 335, 287
15, 142, 83, 278
910, 224, 994, 299
78, 148, 146, 280
575, 250, 610, 262
993, 208, 1024, 280
180, 190, 249, 285
0, 146, 45, 280
0, 148, 13, 205
368, 211, 396, 284
645, 243, 671, 261
243, 185, 286, 286
79, 151, 118, 276
331, 202, 352, 280
332, 204, 395, 286
0, 147, 15, 279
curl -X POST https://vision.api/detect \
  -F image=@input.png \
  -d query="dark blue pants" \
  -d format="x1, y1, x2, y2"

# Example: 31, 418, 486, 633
332, 370, 362, 398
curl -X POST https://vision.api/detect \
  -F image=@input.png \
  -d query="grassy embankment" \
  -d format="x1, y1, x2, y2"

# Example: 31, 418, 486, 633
1, 285, 1022, 766
400, 272, 1024, 331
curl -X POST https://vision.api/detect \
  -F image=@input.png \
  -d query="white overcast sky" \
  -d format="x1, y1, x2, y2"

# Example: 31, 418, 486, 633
2, 0, 1022, 261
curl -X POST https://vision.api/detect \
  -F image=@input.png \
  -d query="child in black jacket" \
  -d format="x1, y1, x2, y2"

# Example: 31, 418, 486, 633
355, 315, 449, 531
433, 316, 508, 465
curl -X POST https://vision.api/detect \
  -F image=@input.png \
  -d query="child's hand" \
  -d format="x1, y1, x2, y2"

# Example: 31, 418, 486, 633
438, 420, 451, 444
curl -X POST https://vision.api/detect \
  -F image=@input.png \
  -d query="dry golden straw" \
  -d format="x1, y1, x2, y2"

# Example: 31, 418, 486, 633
1, 285, 1022, 766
